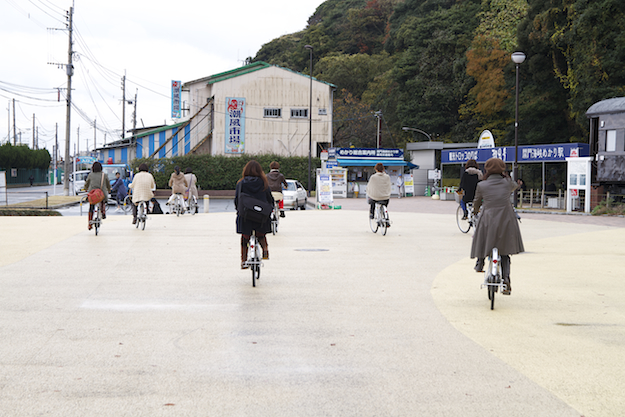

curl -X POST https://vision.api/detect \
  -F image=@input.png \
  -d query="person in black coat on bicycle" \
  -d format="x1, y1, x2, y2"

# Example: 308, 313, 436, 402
235, 160, 274, 269
458, 159, 483, 219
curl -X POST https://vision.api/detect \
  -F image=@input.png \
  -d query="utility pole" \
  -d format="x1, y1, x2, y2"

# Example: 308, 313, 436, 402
63, 5, 74, 196
121, 71, 126, 139
32, 114, 35, 149
93, 118, 96, 152
132, 89, 138, 132
12, 99, 16, 145
54, 123, 58, 195
374, 111, 382, 148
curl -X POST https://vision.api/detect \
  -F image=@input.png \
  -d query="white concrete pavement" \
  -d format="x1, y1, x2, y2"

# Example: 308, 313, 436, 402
1, 197, 624, 416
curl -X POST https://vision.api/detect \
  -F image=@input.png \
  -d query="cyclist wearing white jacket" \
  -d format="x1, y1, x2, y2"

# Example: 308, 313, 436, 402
366, 163, 392, 219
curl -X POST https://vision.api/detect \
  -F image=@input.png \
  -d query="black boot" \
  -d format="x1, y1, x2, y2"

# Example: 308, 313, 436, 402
241, 236, 250, 269
501, 255, 511, 295
258, 235, 269, 259
474, 258, 484, 272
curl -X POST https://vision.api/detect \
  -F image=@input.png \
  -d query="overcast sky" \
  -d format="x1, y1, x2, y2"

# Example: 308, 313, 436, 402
0, 0, 325, 157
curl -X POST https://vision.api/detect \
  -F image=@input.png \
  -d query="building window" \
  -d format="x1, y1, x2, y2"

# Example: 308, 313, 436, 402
606, 130, 616, 152
318, 108, 327, 116
291, 109, 308, 118
264, 108, 281, 118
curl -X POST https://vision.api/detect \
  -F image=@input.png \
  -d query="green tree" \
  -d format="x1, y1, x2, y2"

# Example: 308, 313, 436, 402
315, 52, 394, 100
387, 0, 481, 141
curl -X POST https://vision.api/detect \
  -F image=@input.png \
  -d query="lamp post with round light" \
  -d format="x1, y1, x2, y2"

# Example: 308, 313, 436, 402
511, 51, 526, 207
304, 44, 313, 197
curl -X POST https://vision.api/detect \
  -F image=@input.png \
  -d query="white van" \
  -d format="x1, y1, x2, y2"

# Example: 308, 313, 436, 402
73, 170, 91, 194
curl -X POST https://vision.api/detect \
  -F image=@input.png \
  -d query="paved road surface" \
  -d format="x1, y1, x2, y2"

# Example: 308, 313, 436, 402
1, 197, 623, 416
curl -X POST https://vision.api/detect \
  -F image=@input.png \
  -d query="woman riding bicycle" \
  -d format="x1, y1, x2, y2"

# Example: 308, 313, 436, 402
128, 163, 156, 225
166, 166, 188, 212
458, 159, 482, 220
235, 160, 274, 269
266, 161, 288, 218
470, 158, 524, 295
84, 161, 111, 230
366, 163, 391, 221
184, 167, 199, 213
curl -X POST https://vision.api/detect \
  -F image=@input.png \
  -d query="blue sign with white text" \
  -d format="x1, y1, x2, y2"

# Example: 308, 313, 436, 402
441, 143, 589, 164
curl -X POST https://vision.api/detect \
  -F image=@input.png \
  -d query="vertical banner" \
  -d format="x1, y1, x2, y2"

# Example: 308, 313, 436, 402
225, 97, 246, 154
171, 80, 181, 118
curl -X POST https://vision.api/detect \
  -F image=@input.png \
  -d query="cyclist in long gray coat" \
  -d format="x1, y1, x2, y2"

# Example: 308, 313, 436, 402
470, 158, 524, 295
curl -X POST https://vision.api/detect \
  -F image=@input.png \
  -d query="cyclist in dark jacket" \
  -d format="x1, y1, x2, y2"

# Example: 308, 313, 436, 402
458, 159, 482, 219
111, 171, 127, 212
235, 160, 274, 269
266, 161, 288, 218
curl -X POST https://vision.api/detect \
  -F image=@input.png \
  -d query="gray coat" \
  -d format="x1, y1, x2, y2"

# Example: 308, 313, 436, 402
470, 175, 524, 258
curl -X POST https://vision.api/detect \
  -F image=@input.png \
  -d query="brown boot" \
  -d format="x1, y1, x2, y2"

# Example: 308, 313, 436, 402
88, 212, 93, 230
258, 235, 269, 260
241, 236, 249, 269
101, 202, 106, 219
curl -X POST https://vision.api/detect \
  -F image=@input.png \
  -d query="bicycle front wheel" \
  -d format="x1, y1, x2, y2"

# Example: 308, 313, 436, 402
456, 205, 471, 233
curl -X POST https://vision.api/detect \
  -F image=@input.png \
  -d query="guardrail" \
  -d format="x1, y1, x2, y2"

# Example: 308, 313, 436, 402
0, 191, 49, 209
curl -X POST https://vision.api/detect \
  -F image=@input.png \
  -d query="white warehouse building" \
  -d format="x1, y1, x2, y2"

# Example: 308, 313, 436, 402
96, 61, 336, 163
182, 61, 336, 157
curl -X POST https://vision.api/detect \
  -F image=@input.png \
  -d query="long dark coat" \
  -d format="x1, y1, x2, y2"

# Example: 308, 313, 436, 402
235, 176, 274, 235
470, 175, 524, 258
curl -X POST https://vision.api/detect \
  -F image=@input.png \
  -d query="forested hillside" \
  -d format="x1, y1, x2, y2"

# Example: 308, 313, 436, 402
253, 0, 625, 148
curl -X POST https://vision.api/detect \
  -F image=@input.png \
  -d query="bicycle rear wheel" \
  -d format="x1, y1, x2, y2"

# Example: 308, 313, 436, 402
380, 206, 388, 236
369, 207, 379, 233
456, 205, 471, 233
141, 204, 146, 230
136, 204, 142, 229
94, 209, 100, 236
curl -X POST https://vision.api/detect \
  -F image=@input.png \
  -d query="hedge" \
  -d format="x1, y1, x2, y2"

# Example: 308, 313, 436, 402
130, 154, 321, 191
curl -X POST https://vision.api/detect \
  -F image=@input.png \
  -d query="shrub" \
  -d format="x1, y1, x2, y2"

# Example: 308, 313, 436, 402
130, 154, 321, 191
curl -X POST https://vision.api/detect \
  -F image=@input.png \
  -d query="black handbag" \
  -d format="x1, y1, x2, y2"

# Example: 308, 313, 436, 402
238, 192, 272, 224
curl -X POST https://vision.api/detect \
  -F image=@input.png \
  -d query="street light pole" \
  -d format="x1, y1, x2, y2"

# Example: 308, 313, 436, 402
304, 45, 313, 197
511, 51, 526, 207
401, 126, 432, 141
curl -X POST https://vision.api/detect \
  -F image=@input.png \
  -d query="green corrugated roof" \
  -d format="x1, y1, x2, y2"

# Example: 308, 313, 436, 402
183, 61, 336, 89
131, 121, 187, 140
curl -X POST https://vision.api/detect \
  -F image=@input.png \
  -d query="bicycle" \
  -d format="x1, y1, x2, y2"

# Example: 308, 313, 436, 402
456, 202, 478, 233
90, 202, 103, 236
270, 202, 280, 235
369, 201, 390, 235
135, 200, 148, 230
187, 194, 198, 215
122, 195, 133, 214
244, 230, 263, 287
172, 193, 185, 216
480, 247, 507, 310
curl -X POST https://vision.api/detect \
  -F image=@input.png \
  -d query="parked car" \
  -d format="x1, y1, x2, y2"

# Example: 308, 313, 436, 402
72, 170, 91, 194
283, 179, 307, 210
